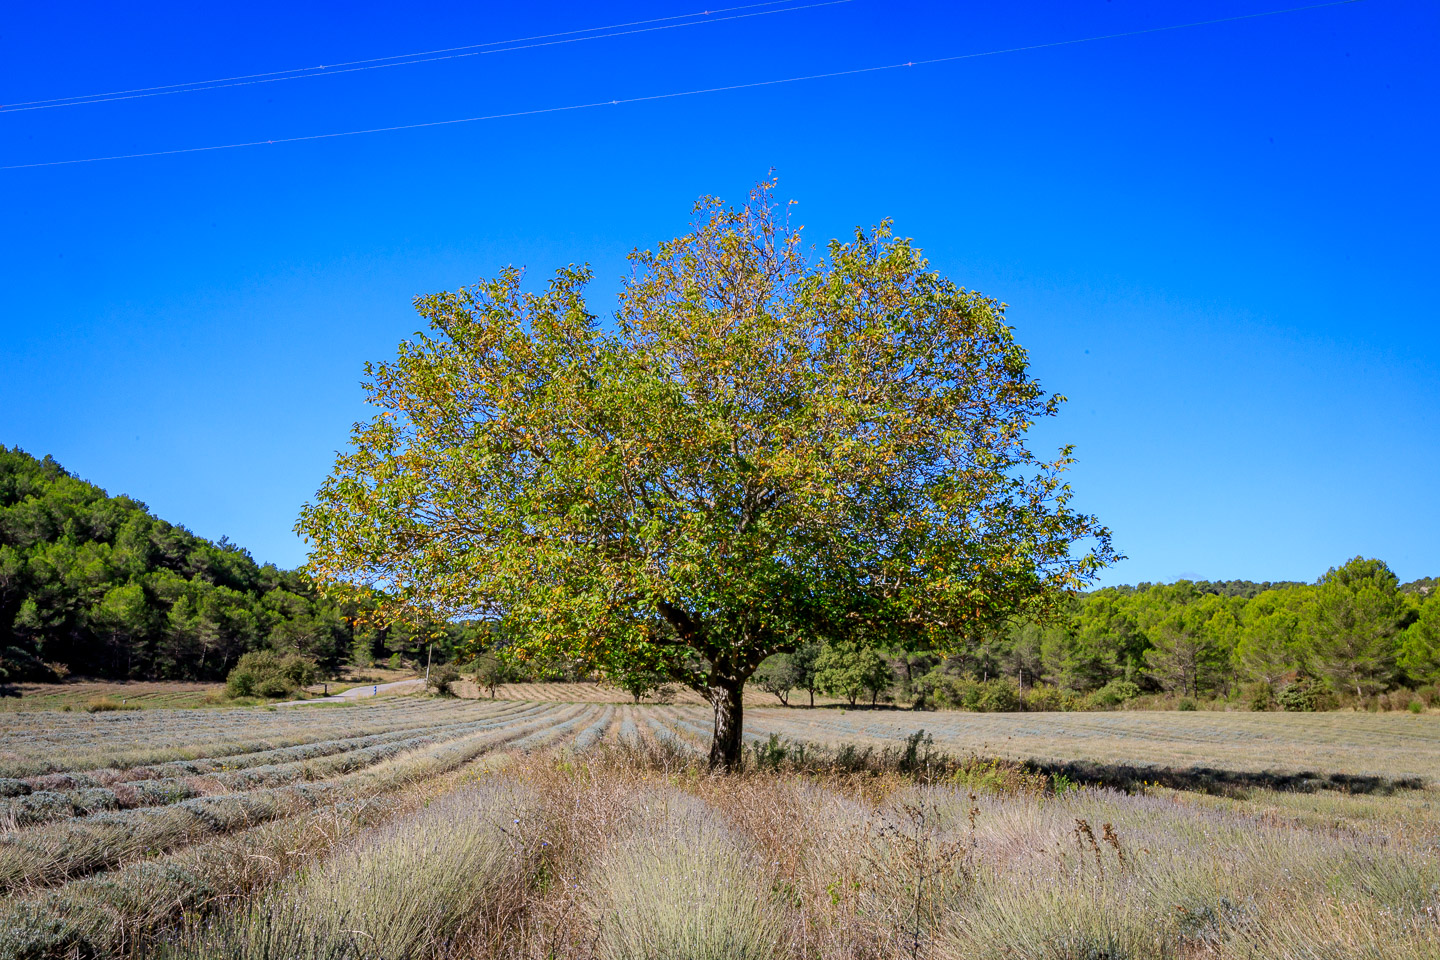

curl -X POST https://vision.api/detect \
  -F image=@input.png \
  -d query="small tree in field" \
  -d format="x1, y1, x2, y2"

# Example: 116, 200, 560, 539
471, 652, 509, 699
297, 182, 1116, 770
426, 661, 461, 696
613, 665, 668, 703
815, 641, 895, 706
753, 653, 801, 705
790, 642, 822, 707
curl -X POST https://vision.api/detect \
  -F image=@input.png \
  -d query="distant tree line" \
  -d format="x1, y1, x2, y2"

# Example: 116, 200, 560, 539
750, 558, 1439, 710
0, 447, 473, 683
4, 446, 1435, 711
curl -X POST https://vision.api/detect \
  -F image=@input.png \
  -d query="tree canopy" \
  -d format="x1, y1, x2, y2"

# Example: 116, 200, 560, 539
298, 182, 1117, 767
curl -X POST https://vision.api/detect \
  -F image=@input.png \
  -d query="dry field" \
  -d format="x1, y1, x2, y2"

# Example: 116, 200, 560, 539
0, 696, 1434, 959
0, 680, 224, 712
743, 706, 1440, 787
0, 666, 426, 712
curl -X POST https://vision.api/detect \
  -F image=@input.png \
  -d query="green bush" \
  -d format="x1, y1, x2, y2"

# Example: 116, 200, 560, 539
225, 651, 318, 700
1409, 699, 1424, 714
1177, 697, 1198, 711
1021, 683, 1072, 712
254, 676, 293, 699
1277, 677, 1326, 712
916, 675, 1022, 712
1085, 679, 1141, 709
974, 678, 1022, 712
1243, 681, 1275, 712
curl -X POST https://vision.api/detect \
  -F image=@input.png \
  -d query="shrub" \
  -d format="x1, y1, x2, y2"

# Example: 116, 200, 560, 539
1277, 677, 1324, 712
1416, 685, 1438, 707
1409, 699, 1424, 714
916, 675, 1023, 712
181, 782, 534, 959
225, 651, 318, 700
84, 697, 141, 713
613, 667, 670, 704
1243, 681, 1275, 712
1177, 697, 1198, 711
426, 662, 461, 696
1086, 679, 1141, 710
254, 676, 293, 699
1385, 689, 1415, 712
471, 652, 510, 698
592, 791, 783, 960
1022, 683, 1071, 712
974, 678, 1022, 712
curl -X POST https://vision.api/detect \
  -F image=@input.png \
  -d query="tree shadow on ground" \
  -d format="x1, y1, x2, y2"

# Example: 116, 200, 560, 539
1025, 757, 1426, 797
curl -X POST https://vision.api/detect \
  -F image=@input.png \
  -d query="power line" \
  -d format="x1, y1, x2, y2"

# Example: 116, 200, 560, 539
0, 0, 850, 113
2, 0, 1366, 172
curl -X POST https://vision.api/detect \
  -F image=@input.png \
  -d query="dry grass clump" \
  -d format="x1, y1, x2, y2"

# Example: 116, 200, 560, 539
82, 697, 142, 713
494, 742, 1439, 960
169, 780, 535, 960
931, 783, 1440, 959
589, 789, 785, 960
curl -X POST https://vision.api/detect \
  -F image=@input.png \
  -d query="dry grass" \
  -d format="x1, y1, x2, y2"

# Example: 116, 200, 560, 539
481, 746, 1440, 959
0, 756, 516, 959
170, 780, 535, 960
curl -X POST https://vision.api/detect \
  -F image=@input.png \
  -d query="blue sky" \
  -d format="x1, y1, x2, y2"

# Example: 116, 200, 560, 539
2, 0, 1435, 587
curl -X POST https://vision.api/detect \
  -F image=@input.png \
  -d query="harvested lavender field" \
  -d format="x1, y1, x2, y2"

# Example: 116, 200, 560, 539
0, 695, 1436, 959
740, 706, 1440, 788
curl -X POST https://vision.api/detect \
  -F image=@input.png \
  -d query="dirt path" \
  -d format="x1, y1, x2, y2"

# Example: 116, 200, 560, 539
276, 677, 423, 706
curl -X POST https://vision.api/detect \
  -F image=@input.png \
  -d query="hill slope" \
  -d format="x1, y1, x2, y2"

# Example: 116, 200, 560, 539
0, 447, 351, 681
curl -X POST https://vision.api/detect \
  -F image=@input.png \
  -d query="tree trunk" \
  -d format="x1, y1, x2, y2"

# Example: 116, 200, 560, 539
708, 681, 744, 771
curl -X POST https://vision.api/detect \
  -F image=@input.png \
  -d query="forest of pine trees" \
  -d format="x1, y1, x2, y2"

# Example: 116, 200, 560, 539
0, 447, 473, 683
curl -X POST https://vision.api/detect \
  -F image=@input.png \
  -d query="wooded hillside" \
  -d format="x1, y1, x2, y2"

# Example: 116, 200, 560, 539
0, 447, 456, 682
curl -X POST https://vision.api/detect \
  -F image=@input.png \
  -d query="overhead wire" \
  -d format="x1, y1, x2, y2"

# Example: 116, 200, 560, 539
0, 0, 850, 113
1, 0, 1366, 172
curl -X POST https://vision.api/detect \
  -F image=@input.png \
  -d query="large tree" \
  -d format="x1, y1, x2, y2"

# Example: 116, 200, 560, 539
297, 182, 1116, 769
1306, 557, 1406, 699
